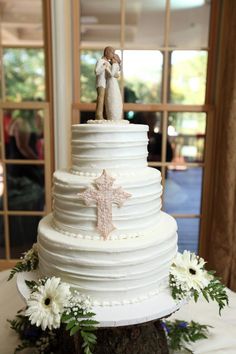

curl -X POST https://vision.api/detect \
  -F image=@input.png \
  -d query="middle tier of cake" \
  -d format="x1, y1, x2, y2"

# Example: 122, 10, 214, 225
53, 167, 163, 240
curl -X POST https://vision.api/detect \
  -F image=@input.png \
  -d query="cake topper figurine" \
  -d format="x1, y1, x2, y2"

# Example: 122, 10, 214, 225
95, 46, 123, 121
77, 170, 131, 240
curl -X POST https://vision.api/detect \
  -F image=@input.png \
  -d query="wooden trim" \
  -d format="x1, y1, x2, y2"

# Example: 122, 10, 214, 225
0, 101, 49, 109
0, 211, 46, 216
3, 160, 44, 165
44, 107, 52, 212
121, 0, 125, 48
79, 45, 210, 51
170, 214, 202, 219
2, 45, 44, 49
72, 102, 214, 112
148, 162, 204, 167
0, 109, 10, 259
161, 111, 168, 176
205, 0, 219, 104
42, 0, 55, 175
43, 0, 53, 103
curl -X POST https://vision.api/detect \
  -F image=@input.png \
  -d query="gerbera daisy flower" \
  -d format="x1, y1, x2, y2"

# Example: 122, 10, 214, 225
25, 277, 71, 330
170, 251, 212, 292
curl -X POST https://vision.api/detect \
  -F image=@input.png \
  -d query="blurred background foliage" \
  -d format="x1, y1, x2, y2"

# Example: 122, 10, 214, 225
3, 48, 45, 101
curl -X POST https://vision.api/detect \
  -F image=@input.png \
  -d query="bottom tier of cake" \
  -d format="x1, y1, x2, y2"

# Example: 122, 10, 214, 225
37, 212, 177, 306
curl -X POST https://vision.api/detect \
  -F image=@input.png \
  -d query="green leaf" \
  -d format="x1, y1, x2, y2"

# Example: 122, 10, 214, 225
81, 331, 97, 342
83, 312, 96, 317
61, 313, 73, 322
66, 320, 76, 331
193, 290, 199, 302
201, 289, 209, 302
25, 280, 37, 290
79, 319, 99, 326
202, 277, 229, 315
70, 323, 81, 336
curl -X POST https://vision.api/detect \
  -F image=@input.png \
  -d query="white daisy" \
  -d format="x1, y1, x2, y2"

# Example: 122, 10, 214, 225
170, 251, 212, 292
25, 277, 71, 330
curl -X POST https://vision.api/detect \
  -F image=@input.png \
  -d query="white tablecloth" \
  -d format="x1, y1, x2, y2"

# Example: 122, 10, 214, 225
1, 269, 236, 354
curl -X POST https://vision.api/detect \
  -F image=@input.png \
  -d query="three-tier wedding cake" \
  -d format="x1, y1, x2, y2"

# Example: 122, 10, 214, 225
37, 122, 178, 306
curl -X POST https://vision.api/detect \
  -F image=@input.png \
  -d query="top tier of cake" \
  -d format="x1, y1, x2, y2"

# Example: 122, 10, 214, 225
71, 123, 149, 174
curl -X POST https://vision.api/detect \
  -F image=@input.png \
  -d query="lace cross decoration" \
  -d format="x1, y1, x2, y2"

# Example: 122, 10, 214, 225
77, 170, 131, 240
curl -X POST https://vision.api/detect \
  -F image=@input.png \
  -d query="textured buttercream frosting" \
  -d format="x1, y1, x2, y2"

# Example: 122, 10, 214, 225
53, 167, 162, 239
37, 122, 178, 306
38, 212, 177, 305
71, 124, 149, 173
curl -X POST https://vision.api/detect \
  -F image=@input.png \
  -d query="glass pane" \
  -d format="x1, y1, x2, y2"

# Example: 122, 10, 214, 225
163, 167, 203, 214
0, 0, 43, 46
0, 216, 5, 258
177, 218, 200, 254
123, 50, 163, 103
4, 109, 44, 160
125, 0, 165, 48
0, 163, 4, 210
169, 0, 211, 48
7, 164, 44, 211
80, 50, 102, 103
168, 112, 206, 163
3, 48, 45, 101
169, 50, 207, 104
9, 215, 40, 258
80, 0, 120, 47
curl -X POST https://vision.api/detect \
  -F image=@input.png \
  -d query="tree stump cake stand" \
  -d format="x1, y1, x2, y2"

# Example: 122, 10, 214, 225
17, 272, 184, 354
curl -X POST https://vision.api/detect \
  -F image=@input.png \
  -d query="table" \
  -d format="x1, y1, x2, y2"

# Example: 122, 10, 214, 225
1, 269, 236, 354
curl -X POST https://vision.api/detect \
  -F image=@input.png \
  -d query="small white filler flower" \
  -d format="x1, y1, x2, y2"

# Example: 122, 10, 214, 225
25, 277, 71, 330
170, 251, 212, 292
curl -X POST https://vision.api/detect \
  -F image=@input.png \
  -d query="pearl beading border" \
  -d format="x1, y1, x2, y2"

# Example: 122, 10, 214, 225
87, 119, 130, 125
70, 169, 141, 177
51, 219, 142, 241
86, 281, 168, 307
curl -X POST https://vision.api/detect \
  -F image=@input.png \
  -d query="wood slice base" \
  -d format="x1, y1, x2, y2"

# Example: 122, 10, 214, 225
59, 320, 169, 354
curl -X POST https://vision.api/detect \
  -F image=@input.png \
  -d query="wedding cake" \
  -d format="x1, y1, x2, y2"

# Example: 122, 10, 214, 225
37, 122, 178, 306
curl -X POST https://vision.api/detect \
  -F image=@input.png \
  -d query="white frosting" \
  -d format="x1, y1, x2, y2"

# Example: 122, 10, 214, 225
52, 168, 162, 240
87, 119, 129, 125
38, 212, 177, 306
71, 124, 148, 173
37, 122, 178, 306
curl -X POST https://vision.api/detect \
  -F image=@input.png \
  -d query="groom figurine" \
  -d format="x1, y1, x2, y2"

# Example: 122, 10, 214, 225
95, 46, 115, 120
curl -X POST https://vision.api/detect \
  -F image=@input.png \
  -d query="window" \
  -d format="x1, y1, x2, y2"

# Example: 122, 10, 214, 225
0, 1, 53, 267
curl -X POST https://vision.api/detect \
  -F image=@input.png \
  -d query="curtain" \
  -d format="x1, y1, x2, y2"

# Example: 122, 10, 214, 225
207, 0, 236, 290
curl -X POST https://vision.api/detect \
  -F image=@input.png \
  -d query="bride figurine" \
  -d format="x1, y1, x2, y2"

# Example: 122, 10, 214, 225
104, 53, 123, 121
